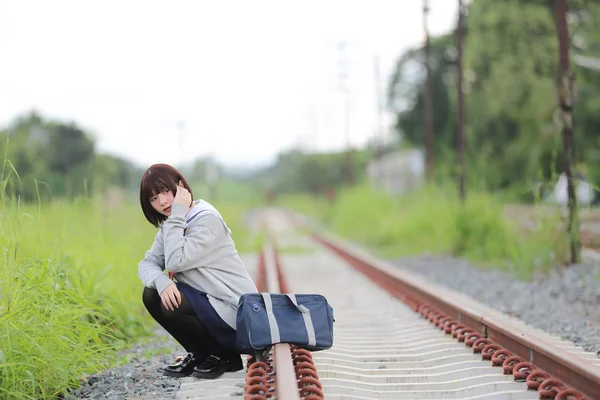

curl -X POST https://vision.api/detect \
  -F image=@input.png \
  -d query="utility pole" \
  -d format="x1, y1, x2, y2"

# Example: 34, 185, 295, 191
554, 0, 580, 263
423, 0, 434, 180
205, 157, 219, 200
338, 41, 353, 185
456, 0, 466, 202
374, 55, 384, 153
373, 55, 388, 191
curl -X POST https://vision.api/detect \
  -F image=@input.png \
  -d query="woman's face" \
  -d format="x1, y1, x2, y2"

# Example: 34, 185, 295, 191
150, 187, 175, 216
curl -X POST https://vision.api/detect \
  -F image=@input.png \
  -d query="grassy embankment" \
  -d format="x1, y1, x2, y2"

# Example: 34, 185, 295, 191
0, 179, 259, 399
280, 183, 570, 280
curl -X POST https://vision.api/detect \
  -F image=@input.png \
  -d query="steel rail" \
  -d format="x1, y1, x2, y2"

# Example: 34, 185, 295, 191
243, 240, 301, 400
244, 227, 324, 400
264, 240, 301, 400
290, 212, 600, 399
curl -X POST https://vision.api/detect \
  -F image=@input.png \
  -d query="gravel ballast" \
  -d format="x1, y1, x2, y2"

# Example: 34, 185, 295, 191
390, 254, 600, 356
65, 328, 185, 400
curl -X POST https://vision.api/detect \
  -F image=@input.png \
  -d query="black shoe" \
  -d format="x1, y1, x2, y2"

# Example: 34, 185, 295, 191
192, 354, 243, 379
162, 352, 199, 377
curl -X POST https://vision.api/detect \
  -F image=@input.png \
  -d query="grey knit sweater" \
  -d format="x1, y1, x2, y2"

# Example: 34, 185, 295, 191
138, 200, 258, 329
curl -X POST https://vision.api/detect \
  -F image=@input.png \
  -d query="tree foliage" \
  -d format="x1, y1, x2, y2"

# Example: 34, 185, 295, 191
252, 149, 370, 196
388, 0, 600, 198
1, 112, 142, 201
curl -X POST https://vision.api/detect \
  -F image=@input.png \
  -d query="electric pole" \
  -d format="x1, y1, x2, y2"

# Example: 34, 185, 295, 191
374, 55, 384, 153
205, 157, 219, 201
456, 0, 466, 202
554, 0, 580, 263
338, 41, 353, 185
424, 0, 434, 180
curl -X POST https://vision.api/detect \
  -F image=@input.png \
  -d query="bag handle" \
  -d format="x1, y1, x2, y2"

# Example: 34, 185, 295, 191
260, 293, 281, 343
260, 293, 316, 347
285, 294, 310, 313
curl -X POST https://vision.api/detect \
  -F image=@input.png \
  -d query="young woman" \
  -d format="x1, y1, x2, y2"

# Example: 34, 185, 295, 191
137, 163, 258, 379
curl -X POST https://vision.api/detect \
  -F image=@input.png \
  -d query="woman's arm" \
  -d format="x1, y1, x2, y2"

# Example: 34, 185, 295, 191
138, 230, 173, 294
162, 202, 222, 273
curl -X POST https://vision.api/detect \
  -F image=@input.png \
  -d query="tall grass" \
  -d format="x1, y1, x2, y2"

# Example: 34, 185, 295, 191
0, 197, 155, 399
0, 184, 256, 399
281, 183, 566, 280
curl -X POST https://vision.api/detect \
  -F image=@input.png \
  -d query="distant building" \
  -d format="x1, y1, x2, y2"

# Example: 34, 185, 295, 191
367, 148, 424, 194
548, 173, 596, 205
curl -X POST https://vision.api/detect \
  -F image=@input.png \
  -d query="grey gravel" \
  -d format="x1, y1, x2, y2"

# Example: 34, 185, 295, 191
64, 328, 185, 400
390, 254, 600, 355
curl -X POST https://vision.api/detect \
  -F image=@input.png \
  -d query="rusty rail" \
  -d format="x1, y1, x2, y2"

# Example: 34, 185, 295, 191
244, 234, 324, 399
289, 212, 600, 399
265, 240, 301, 400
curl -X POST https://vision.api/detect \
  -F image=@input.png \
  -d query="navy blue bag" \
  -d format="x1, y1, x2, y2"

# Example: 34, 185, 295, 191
236, 293, 334, 354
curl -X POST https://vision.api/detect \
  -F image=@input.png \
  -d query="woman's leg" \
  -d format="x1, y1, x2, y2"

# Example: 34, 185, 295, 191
142, 287, 229, 359
142, 287, 199, 353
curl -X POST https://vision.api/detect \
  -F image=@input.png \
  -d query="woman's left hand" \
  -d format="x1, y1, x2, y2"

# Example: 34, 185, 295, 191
174, 180, 192, 207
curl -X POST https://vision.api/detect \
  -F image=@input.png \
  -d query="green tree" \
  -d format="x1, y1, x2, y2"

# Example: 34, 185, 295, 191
387, 0, 600, 198
388, 33, 458, 177
1, 111, 142, 201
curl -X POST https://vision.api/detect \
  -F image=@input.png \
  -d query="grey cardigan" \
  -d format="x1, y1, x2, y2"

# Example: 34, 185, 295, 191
138, 200, 258, 329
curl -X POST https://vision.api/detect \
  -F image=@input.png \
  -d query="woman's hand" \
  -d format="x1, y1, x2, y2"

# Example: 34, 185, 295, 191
174, 180, 192, 207
160, 283, 181, 311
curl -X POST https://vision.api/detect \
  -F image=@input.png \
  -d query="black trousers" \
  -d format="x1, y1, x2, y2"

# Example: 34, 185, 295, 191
142, 287, 237, 360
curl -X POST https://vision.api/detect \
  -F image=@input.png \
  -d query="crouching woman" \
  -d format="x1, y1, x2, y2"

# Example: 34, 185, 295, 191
137, 163, 258, 379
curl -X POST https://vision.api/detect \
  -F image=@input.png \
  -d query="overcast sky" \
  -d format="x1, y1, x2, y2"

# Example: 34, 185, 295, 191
0, 0, 457, 168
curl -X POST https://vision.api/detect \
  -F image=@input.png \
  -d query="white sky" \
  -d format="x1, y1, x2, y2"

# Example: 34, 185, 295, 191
0, 0, 457, 168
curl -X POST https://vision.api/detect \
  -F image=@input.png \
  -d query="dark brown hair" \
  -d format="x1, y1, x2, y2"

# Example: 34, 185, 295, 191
139, 163, 193, 227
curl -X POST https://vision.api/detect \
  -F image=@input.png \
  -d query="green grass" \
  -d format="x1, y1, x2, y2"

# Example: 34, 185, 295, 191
0, 198, 152, 399
280, 184, 566, 280
0, 193, 256, 399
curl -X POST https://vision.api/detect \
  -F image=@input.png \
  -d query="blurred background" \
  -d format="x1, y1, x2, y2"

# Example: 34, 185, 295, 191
1, 1, 600, 397
1, 0, 457, 202
1, 0, 598, 207
3, 0, 600, 273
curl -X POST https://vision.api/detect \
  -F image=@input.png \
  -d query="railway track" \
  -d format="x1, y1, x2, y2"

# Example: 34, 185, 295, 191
176, 209, 600, 399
